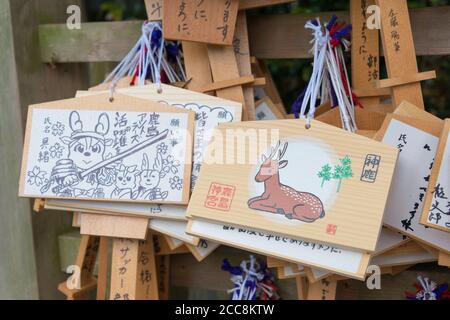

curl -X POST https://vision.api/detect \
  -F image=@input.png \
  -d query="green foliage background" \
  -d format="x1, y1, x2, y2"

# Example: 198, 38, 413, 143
87, 0, 450, 118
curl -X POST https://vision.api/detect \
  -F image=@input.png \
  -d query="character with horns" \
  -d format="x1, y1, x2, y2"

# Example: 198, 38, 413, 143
41, 111, 117, 198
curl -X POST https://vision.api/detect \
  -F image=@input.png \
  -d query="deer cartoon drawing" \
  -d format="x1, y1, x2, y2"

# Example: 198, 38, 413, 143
40, 111, 116, 197
247, 141, 325, 223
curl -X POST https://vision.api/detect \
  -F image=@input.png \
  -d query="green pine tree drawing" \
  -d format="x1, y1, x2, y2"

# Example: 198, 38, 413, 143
317, 164, 332, 188
332, 155, 353, 193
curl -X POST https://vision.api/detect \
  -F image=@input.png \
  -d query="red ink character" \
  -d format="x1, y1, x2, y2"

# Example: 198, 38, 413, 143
204, 183, 235, 211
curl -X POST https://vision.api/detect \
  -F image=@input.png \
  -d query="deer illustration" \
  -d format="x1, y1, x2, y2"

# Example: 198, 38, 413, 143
40, 111, 116, 197
247, 141, 325, 223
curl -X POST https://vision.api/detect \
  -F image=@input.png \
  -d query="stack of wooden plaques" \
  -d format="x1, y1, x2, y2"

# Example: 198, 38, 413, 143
19, 0, 450, 300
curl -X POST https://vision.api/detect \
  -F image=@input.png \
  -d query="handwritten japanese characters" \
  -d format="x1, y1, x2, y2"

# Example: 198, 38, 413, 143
376, 0, 425, 109
186, 239, 221, 262
422, 120, 450, 232
163, 0, 239, 45
187, 219, 370, 280
144, 0, 163, 21
78, 84, 242, 189
352, 0, 379, 84
378, 116, 450, 253
19, 93, 194, 204
388, 8, 401, 53
187, 119, 398, 252
307, 278, 337, 300
55, 85, 242, 218
110, 237, 159, 300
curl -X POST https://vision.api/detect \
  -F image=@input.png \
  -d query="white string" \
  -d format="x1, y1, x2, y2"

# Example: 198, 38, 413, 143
227, 255, 268, 300
416, 276, 437, 300
103, 21, 185, 95
299, 19, 328, 122
299, 18, 357, 132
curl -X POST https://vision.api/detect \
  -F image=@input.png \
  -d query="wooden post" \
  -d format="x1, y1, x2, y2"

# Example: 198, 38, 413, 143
183, 42, 213, 91
251, 57, 287, 116
295, 276, 308, 300
0, 0, 87, 299
144, 0, 163, 21
110, 235, 159, 300
156, 255, 170, 300
58, 235, 99, 300
234, 11, 256, 120
306, 278, 338, 300
351, 0, 387, 112
376, 0, 434, 109
96, 237, 109, 300
207, 45, 248, 120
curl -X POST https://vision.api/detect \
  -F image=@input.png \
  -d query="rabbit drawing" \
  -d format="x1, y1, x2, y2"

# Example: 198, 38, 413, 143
137, 153, 168, 200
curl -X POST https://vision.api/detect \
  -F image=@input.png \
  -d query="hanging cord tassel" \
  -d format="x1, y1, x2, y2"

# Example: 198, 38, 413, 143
222, 256, 280, 300
405, 275, 450, 300
291, 18, 328, 128
291, 16, 358, 132
103, 21, 186, 96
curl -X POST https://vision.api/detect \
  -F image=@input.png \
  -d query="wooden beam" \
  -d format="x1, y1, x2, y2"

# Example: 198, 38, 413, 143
239, 0, 294, 10
376, 70, 436, 89
249, 7, 450, 59
200, 75, 255, 93
38, 7, 450, 63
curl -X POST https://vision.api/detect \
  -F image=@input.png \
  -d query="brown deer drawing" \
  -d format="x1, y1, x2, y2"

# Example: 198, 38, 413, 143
247, 141, 325, 223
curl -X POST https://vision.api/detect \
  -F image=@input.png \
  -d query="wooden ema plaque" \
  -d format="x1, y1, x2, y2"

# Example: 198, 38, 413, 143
149, 0, 295, 22
350, 0, 388, 112
144, 0, 163, 21
255, 97, 286, 121
163, 0, 239, 45
187, 219, 371, 279
306, 278, 337, 300
47, 84, 241, 220
376, 0, 435, 109
421, 119, 450, 232
19, 93, 194, 204
234, 11, 256, 121
374, 111, 450, 254
186, 119, 398, 252
110, 235, 159, 300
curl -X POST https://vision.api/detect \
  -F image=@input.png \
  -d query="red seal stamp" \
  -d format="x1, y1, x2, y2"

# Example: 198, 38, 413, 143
204, 182, 236, 211
326, 224, 337, 235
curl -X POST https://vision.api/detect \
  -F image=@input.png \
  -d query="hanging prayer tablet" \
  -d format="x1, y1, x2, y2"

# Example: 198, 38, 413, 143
19, 93, 194, 204
371, 241, 437, 267
255, 97, 286, 121
186, 119, 398, 252
186, 239, 221, 262
277, 264, 305, 279
51, 84, 242, 218
187, 219, 370, 280
145, 0, 163, 21
421, 119, 450, 232
163, 0, 239, 45
45, 198, 187, 221
374, 113, 450, 254
149, 219, 199, 246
